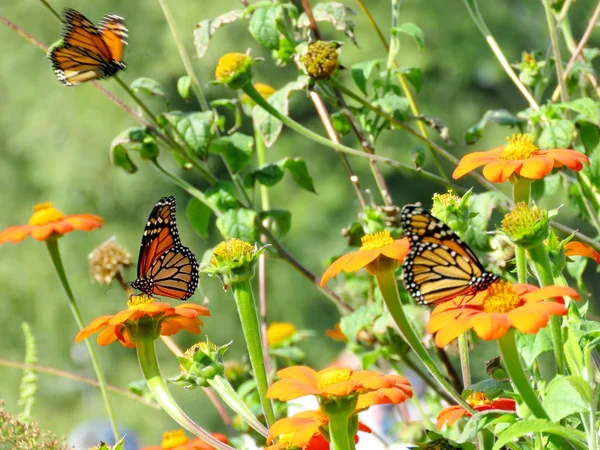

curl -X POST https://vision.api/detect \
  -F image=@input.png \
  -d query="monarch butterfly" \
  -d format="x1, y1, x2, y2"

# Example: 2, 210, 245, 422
401, 204, 499, 306
49, 8, 127, 86
131, 197, 199, 300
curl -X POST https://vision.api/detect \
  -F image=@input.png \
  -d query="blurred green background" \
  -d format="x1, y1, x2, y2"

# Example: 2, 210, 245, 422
1, 0, 599, 447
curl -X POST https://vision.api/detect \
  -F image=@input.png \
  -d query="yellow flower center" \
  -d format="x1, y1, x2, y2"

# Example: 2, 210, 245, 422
210, 238, 256, 264
501, 134, 540, 160
481, 281, 522, 313
254, 82, 276, 99
267, 322, 297, 347
29, 202, 65, 226
127, 294, 154, 309
501, 202, 546, 238
467, 392, 493, 407
360, 231, 394, 251
215, 52, 250, 81
318, 368, 352, 391
161, 429, 189, 449
434, 190, 460, 207
300, 41, 340, 80
275, 432, 295, 447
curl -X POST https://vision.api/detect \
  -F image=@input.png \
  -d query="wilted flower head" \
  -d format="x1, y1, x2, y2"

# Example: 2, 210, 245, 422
89, 236, 132, 285
299, 41, 341, 80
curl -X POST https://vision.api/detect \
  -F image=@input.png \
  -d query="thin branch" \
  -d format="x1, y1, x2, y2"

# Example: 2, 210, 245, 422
542, 0, 568, 102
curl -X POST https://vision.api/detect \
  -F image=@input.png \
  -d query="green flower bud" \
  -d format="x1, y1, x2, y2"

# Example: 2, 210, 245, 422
501, 202, 549, 249
299, 41, 341, 80
431, 189, 471, 235
175, 340, 231, 388
421, 439, 459, 450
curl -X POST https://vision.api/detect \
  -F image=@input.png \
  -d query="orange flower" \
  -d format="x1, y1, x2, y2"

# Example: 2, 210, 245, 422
142, 429, 229, 450
320, 231, 410, 286
427, 281, 578, 347
325, 323, 348, 342
75, 294, 210, 348
437, 392, 516, 429
266, 410, 370, 450
452, 133, 589, 183
565, 241, 600, 265
267, 366, 412, 406
0, 202, 103, 243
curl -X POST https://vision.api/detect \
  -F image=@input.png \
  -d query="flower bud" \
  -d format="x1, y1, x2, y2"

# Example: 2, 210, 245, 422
214, 52, 254, 89
176, 340, 231, 388
201, 239, 268, 287
501, 202, 549, 249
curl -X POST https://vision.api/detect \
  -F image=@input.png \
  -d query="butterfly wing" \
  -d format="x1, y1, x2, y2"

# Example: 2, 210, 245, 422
401, 204, 498, 305
49, 9, 126, 85
147, 247, 199, 300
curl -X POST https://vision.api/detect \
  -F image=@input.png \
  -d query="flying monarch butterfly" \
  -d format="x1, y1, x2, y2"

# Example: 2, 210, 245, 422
400, 204, 499, 306
49, 8, 127, 86
131, 197, 199, 300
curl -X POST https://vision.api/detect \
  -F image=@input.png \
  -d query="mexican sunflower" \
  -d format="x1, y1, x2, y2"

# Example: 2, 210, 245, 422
452, 133, 589, 183
266, 410, 370, 450
0, 202, 103, 243
320, 231, 410, 286
142, 429, 229, 450
266, 366, 412, 407
75, 294, 210, 348
565, 241, 600, 265
427, 281, 578, 347
437, 392, 516, 429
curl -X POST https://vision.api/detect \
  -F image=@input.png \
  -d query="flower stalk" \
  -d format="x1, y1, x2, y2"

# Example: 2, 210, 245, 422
512, 179, 531, 284
231, 280, 276, 426
327, 410, 354, 450
136, 338, 234, 450
45, 237, 120, 442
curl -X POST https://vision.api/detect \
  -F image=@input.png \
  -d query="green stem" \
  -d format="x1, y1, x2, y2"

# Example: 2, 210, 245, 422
497, 330, 548, 419
542, 0, 568, 102
375, 271, 474, 412
457, 333, 470, 390
38, 0, 61, 22
136, 339, 234, 450
230, 280, 275, 426
151, 160, 222, 217
208, 376, 269, 437
512, 179, 531, 284
241, 83, 459, 191
528, 244, 566, 374
328, 411, 353, 450
45, 238, 120, 442
255, 125, 270, 211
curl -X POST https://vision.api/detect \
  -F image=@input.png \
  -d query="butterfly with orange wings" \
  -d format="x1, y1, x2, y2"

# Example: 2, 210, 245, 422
49, 8, 127, 86
401, 204, 499, 306
131, 197, 199, 300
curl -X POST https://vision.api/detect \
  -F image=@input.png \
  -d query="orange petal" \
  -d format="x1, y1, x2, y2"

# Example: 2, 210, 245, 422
436, 405, 468, 429
30, 224, 61, 240
471, 312, 511, 340
427, 305, 479, 334
482, 159, 521, 183
97, 326, 120, 346
174, 304, 211, 317
433, 313, 477, 347
508, 304, 552, 333
341, 250, 379, 272
52, 221, 75, 235
276, 366, 318, 384
320, 252, 357, 286
544, 149, 589, 170
110, 308, 144, 324
517, 156, 554, 179
452, 151, 501, 180
0, 225, 33, 244
565, 241, 600, 264
381, 238, 410, 261
64, 215, 104, 231
161, 317, 202, 335
75, 315, 113, 342
524, 285, 579, 302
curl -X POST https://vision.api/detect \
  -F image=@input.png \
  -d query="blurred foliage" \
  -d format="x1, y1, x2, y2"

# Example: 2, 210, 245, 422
1, 0, 600, 447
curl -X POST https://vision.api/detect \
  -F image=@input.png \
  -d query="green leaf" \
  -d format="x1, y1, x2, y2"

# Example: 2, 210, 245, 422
297, 2, 357, 45
194, 10, 244, 58
350, 59, 381, 94
578, 120, 600, 153
538, 119, 575, 149
340, 303, 382, 342
140, 141, 159, 160
410, 145, 426, 169
392, 23, 424, 50
464, 378, 512, 399
186, 197, 213, 239
542, 375, 590, 421
492, 419, 587, 450
280, 157, 316, 193
177, 75, 192, 101
516, 328, 553, 368
252, 76, 309, 147
372, 92, 410, 122
110, 144, 137, 173
330, 111, 352, 136
216, 208, 258, 241
209, 132, 254, 172
557, 98, 599, 124
249, 6, 279, 50
259, 209, 291, 237
245, 163, 285, 188
161, 111, 216, 158
564, 329, 585, 377
130, 77, 167, 100
464, 109, 524, 145
206, 182, 239, 211
394, 66, 423, 92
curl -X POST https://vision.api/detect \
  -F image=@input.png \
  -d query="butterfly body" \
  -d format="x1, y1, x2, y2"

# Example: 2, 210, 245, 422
131, 197, 199, 300
401, 204, 499, 306
49, 9, 127, 86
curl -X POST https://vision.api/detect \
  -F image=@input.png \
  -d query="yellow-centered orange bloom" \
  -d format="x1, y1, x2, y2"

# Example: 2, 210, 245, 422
320, 231, 410, 286
0, 202, 103, 243
142, 429, 229, 450
266, 366, 412, 405
427, 281, 578, 347
75, 294, 210, 348
452, 134, 589, 183
266, 410, 371, 450
437, 392, 516, 429
565, 241, 600, 265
